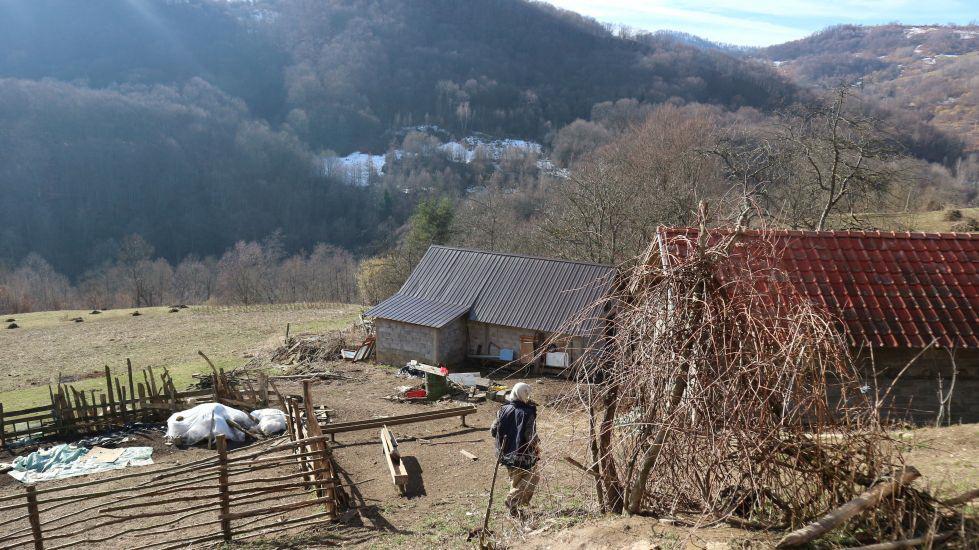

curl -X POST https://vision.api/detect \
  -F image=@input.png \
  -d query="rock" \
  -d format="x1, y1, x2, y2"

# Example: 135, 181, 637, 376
131, 311, 142, 316
6, 322, 18, 329
90, 309, 101, 315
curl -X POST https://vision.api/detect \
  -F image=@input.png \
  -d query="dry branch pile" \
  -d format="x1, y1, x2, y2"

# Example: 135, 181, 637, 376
271, 333, 347, 366
558, 228, 975, 546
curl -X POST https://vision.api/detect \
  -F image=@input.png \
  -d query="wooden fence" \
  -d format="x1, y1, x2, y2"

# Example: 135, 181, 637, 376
0, 387, 341, 549
1, 357, 274, 448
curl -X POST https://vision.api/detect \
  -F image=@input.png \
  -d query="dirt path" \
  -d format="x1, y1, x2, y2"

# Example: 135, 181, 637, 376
0, 356, 973, 549
281, 361, 580, 549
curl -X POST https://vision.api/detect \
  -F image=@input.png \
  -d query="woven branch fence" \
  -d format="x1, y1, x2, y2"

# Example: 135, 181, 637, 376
1, 358, 273, 448
0, 386, 341, 549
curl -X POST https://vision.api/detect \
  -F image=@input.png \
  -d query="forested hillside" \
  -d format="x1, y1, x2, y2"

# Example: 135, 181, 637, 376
755, 24, 979, 156
265, 0, 798, 152
0, 0, 799, 280
1, 1, 977, 314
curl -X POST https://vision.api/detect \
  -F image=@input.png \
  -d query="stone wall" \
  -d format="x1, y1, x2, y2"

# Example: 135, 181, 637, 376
855, 348, 979, 424
435, 316, 468, 366
375, 319, 437, 366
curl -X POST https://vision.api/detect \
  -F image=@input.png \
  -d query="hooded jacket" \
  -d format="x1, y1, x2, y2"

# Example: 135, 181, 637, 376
491, 400, 538, 469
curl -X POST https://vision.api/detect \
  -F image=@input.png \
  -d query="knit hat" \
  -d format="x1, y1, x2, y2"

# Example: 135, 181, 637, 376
508, 382, 532, 403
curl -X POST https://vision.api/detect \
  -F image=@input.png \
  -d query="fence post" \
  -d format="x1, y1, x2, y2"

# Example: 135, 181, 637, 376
258, 372, 269, 407
0, 402, 5, 448
26, 484, 43, 550
216, 435, 232, 542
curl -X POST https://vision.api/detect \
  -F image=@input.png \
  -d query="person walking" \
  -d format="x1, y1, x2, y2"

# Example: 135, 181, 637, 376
490, 382, 539, 517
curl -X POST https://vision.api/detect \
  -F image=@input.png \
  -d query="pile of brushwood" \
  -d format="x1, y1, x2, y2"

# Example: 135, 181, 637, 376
271, 333, 347, 366
560, 227, 976, 547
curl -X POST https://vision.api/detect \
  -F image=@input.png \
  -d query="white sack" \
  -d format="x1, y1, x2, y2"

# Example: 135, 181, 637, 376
165, 403, 256, 446
249, 408, 287, 435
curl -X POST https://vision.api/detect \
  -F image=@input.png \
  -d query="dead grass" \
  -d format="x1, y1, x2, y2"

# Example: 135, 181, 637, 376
903, 424, 979, 505
0, 302, 973, 548
0, 303, 363, 410
841, 206, 979, 232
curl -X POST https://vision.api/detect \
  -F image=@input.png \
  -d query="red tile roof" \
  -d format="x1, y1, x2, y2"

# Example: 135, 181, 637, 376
656, 227, 979, 349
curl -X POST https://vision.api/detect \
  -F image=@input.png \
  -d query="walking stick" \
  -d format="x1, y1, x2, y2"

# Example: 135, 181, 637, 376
479, 435, 507, 549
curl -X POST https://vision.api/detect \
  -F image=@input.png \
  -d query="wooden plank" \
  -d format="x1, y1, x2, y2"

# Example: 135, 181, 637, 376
116, 379, 128, 424
56, 390, 73, 436
459, 450, 478, 461
99, 394, 108, 432
320, 405, 477, 434
258, 372, 269, 407
3, 413, 53, 426
286, 399, 312, 491
127, 359, 136, 412
2, 403, 56, 416
302, 381, 329, 502
4, 425, 61, 438
266, 378, 286, 409
137, 384, 146, 415
380, 426, 408, 491
76, 389, 90, 434
104, 365, 116, 421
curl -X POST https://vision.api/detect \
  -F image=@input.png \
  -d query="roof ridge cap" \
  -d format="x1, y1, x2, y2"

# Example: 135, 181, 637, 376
656, 227, 979, 239
427, 245, 616, 269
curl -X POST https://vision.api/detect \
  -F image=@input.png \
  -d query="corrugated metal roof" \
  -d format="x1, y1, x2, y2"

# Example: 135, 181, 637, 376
365, 246, 616, 335
363, 294, 472, 328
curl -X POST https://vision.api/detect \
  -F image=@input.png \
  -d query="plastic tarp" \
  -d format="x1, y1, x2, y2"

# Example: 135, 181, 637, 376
9, 444, 154, 483
166, 403, 256, 446
249, 409, 287, 436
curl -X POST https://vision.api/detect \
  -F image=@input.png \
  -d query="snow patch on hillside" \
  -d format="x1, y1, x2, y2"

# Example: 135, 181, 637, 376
905, 26, 978, 40
323, 153, 387, 186
322, 134, 548, 186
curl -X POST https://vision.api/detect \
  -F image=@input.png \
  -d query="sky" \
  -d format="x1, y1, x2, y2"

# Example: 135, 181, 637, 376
546, 1, 979, 47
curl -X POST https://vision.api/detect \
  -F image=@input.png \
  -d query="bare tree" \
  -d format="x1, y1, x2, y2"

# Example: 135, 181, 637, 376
540, 104, 722, 264
776, 86, 904, 229
706, 87, 907, 230
173, 256, 217, 304
703, 124, 785, 229
117, 234, 155, 307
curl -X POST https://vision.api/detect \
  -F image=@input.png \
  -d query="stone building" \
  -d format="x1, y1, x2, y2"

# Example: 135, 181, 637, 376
655, 227, 979, 424
365, 245, 615, 371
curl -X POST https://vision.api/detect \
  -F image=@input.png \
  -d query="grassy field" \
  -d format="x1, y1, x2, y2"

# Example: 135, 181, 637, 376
0, 302, 363, 410
843, 206, 979, 232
